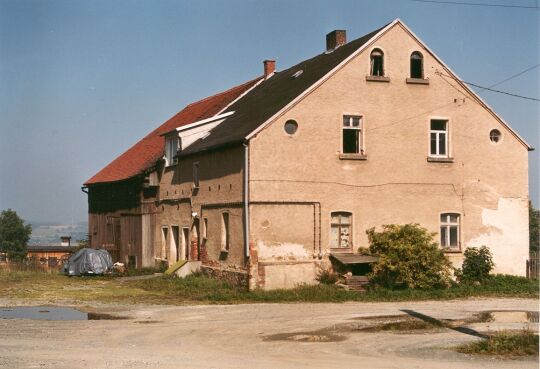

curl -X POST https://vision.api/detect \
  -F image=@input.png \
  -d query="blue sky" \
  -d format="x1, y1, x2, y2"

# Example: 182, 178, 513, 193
0, 0, 538, 223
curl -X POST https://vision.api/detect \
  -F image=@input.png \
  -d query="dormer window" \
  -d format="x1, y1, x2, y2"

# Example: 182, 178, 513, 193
165, 135, 179, 166
410, 51, 423, 79
370, 49, 384, 76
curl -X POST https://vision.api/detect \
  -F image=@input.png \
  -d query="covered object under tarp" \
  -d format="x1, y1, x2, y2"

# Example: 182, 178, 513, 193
62, 248, 113, 276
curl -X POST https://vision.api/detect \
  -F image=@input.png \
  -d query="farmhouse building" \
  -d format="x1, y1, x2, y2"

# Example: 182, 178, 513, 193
84, 19, 532, 289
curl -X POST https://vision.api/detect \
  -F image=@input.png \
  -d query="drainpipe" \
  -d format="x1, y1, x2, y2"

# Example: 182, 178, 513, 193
243, 142, 250, 259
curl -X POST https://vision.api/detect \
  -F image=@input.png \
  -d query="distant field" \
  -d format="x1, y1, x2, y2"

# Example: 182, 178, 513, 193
28, 221, 88, 245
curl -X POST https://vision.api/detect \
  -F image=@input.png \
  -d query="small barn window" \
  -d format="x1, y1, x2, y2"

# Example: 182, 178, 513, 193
161, 227, 169, 260
203, 218, 208, 239
221, 213, 230, 251
410, 51, 423, 79
489, 129, 501, 143
370, 49, 384, 77
330, 212, 352, 249
192, 162, 200, 188
440, 213, 460, 250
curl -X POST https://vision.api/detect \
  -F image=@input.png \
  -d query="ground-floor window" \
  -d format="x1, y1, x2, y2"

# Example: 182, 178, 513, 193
330, 212, 352, 248
440, 213, 460, 249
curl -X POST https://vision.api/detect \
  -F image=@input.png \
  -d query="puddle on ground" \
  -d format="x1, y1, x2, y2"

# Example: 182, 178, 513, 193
355, 318, 444, 333
265, 310, 539, 344
349, 314, 406, 321
264, 330, 347, 343
0, 307, 127, 321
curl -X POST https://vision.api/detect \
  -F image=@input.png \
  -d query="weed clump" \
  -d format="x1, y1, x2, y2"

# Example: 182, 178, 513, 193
457, 329, 539, 357
316, 268, 339, 285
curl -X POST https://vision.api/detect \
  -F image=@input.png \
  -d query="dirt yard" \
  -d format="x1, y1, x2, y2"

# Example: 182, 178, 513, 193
0, 298, 537, 368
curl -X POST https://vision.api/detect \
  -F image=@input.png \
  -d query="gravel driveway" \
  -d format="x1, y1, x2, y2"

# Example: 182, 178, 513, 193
0, 298, 538, 368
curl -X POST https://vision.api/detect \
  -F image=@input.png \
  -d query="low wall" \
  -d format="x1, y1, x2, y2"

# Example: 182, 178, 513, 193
200, 265, 249, 289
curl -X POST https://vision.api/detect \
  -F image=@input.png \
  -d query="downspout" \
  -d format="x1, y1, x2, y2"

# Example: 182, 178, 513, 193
243, 142, 250, 259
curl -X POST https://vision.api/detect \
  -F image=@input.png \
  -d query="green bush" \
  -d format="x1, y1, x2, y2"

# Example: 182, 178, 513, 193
456, 246, 494, 283
367, 224, 452, 289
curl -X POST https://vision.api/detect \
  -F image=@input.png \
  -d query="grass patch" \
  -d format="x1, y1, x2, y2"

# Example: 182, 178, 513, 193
0, 270, 537, 305
457, 330, 539, 357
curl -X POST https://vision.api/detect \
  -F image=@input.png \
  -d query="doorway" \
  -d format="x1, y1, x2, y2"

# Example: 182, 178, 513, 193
182, 228, 190, 260
192, 218, 200, 261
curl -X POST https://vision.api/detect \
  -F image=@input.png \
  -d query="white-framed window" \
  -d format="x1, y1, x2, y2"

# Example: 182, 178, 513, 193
370, 49, 384, 76
342, 115, 363, 154
430, 119, 449, 157
221, 212, 230, 251
410, 51, 423, 79
440, 213, 460, 250
330, 212, 352, 249
165, 135, 179, 166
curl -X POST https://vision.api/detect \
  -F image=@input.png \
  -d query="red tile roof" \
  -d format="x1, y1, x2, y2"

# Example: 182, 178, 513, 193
85, 77, 261, 185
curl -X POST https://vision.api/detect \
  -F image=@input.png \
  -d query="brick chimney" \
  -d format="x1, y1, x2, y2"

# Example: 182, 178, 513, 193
263, 60, 275, 78
326, 30, 346, 51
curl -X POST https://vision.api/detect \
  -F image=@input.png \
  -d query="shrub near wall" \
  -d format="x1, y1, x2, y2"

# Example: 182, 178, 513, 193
455, 246, 494, 283
367, 224, 452, 289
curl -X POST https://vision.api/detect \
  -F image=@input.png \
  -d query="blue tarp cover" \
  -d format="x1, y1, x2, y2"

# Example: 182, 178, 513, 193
63, 248, 113, 276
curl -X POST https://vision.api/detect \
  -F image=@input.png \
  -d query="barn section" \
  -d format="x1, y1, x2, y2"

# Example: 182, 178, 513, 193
85, 175, 158, 269
83, 78, 261, 270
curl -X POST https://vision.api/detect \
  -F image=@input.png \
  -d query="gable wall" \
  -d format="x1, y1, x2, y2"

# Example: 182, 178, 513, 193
249, 23, 529, 282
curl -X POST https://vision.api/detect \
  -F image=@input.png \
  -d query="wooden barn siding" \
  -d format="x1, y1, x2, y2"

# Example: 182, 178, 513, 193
120, 214, 142, 268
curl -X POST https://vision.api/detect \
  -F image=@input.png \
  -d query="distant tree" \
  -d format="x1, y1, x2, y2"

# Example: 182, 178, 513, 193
0, 209, 32, 261
530, 201, 539, 253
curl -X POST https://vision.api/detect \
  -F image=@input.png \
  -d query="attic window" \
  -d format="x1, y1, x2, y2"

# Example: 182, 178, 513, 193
370, 49, 384, 77
490, 129, 501, 143
410, 51, 423, 79
291, 70, 303, 79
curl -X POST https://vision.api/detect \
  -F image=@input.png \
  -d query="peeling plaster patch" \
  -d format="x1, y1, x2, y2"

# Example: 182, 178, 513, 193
466, 197, 528, 276
257, 240, 310, 260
